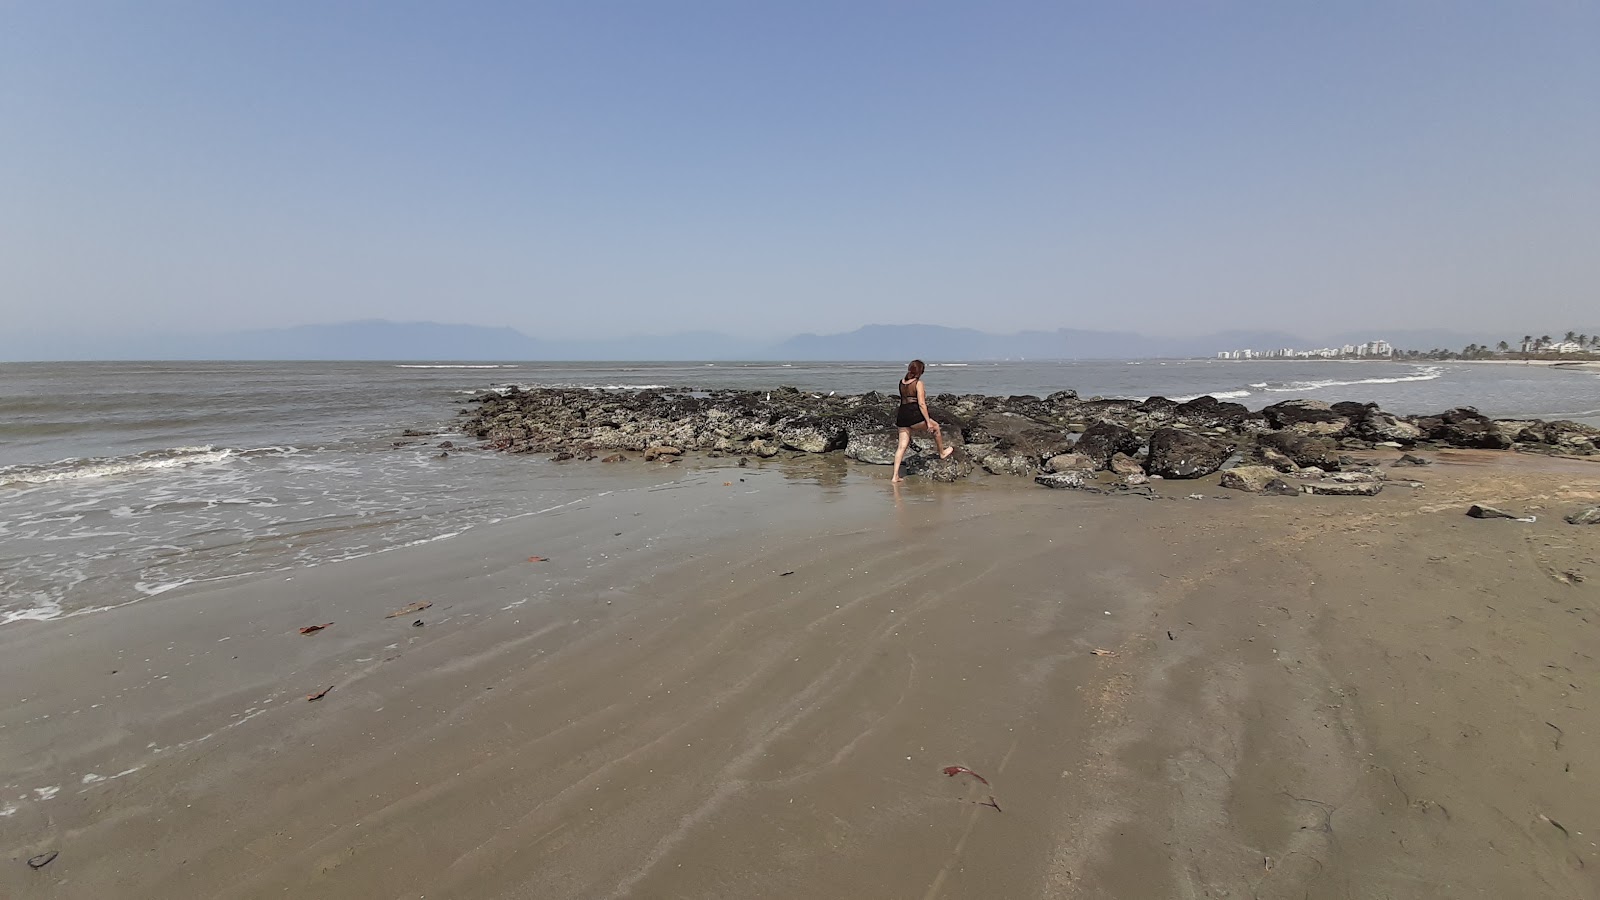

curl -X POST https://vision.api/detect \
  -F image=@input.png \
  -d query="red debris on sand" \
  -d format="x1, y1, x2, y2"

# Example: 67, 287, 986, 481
307, 686, 333, 701
385, 602, 431, 618
527, 556, 548, 563
942, 765, 990, 786
298, 623, 333, 635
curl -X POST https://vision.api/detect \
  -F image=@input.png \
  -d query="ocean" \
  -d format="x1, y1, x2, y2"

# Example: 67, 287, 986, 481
4, 358, 1598, 626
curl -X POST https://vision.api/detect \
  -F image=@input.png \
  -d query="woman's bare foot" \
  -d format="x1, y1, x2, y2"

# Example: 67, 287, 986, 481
940, 447, 954, 459
891, 476, 904, 483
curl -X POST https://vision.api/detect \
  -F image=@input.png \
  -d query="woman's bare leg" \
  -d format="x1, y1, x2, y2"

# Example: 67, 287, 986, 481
892, 428, 911, 482
930, 422, 952, 458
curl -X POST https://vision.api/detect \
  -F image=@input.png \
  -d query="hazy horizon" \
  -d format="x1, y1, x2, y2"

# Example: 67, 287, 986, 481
4, 4, 1596, 342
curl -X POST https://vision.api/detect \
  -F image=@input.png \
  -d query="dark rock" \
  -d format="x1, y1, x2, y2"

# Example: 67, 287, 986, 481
28, 851, 58, 869
905, 454, 973, 482
642, 445, 683, 462
1262, 399, 1350, 434
1566, 507, 1600, 525
776, 417, 848, 453
1074, 421, 1140, 467
600, 453, 626, 463
1393, 453, 1432, 466
979, 452, 1039, 477
1263, 477, 1300, 496
845, 431, 900, 466
1034, 471, 1093, 490
1417, 408, 1512, 450
1467, 504, 1519, 519
438, 440, 455, 450
1145, 428, 1232, 479
1257, 432, 1343, 470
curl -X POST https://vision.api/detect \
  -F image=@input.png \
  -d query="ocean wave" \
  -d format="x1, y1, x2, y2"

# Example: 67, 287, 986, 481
1169, 390, 1252, 402
0, 445, 292, 488
394, 364, 520, 369
491, 383, 672, 393
1259, 366, 1443, 393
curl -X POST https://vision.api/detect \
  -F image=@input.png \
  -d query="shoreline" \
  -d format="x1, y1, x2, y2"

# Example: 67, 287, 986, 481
4, 452, 1599, 897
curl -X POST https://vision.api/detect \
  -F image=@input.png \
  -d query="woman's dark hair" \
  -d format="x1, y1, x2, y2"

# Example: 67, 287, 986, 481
906, 359, 926, 379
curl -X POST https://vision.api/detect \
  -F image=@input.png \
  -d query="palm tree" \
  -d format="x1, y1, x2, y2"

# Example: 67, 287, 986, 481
1497, 341, 1510, 353
1565, 331, 1578, 344
1539, 335, 1553, 351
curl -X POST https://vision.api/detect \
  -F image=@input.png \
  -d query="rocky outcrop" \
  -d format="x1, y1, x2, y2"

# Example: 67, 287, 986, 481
1414, 408, 1512, 450
1564, 507, 1600, 525
1145, 428, 1232, 479
1073, 421, 1140, 468
1262, 399, 1349, 435
1220, 465, 1284, 493
458, 385, 1593, 488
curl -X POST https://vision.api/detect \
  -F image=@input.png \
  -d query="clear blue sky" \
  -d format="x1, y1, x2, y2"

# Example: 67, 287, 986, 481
2, 2, 1595, 341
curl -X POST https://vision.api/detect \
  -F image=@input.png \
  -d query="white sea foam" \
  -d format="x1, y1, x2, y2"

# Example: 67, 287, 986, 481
1169, 390, 1252, 402
0, 447, 235, 487
394, 364, 520, 369
1259, 366, 1443, 393
493, 383, 671, 393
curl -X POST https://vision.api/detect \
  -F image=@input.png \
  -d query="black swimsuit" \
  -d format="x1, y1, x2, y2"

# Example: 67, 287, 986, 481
895, 378, 926, 428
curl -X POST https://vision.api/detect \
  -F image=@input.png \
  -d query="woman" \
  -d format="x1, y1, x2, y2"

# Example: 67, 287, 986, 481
892, 359, 953, 483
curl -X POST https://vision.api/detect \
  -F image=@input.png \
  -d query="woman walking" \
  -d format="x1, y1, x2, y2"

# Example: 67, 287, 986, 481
892, 359, 953, 483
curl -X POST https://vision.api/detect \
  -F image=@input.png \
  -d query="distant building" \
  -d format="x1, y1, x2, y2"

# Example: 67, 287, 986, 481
1549, 341, 1584, 353
1214, 339, 1392, 360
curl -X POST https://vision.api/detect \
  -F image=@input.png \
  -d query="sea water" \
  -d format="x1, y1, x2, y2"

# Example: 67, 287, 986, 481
3, 359, 1597, 625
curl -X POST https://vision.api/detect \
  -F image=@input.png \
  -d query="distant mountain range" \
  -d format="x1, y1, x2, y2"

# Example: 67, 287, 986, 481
2, 319, 1582, 362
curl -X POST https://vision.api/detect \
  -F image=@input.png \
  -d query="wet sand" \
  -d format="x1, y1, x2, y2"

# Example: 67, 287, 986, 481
4, 453, 1599, 898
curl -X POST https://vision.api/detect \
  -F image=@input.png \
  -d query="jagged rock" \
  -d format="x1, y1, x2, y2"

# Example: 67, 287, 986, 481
1219, 465, 1283, 493
1257, 432, 1343, 470
980, 452, 1039, 477
1393, 453, 1432, 466
1566, 507, 1600, 525
600, 453, 627, 463
845, 431, 899, 465
1255, 445, 1301, 473
777, 418, 848, 453
1109, 453, 1145, 476
1035, 471, 1093, 490
1262, 399, 1350, 435
748, 439, 781, 458
1416, 408, 1512, 450
1074, 421, 1140, 467
642, 445, 683, 462
1263, 477, 1299, 496
1468, 504, 1520, 519
1145, 428, 1232, 479
1302, 481, 1382, 496
1046, 452, 1098, 473
906, 454, 973, 482
1124, 472, 1149, 486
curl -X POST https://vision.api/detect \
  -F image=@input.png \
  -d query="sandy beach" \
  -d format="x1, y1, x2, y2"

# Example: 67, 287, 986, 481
4, 452, 1600, 899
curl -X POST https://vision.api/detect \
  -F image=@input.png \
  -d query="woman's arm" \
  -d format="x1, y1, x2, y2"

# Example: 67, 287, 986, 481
916, 381, 936, 425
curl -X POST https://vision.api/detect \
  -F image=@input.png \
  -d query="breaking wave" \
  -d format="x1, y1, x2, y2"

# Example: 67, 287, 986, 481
0, 446, 290, 488
1255, 366, 1443, 393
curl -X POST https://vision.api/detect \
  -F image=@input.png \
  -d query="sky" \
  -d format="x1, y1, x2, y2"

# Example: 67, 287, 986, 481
2, 2, 1596, 343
